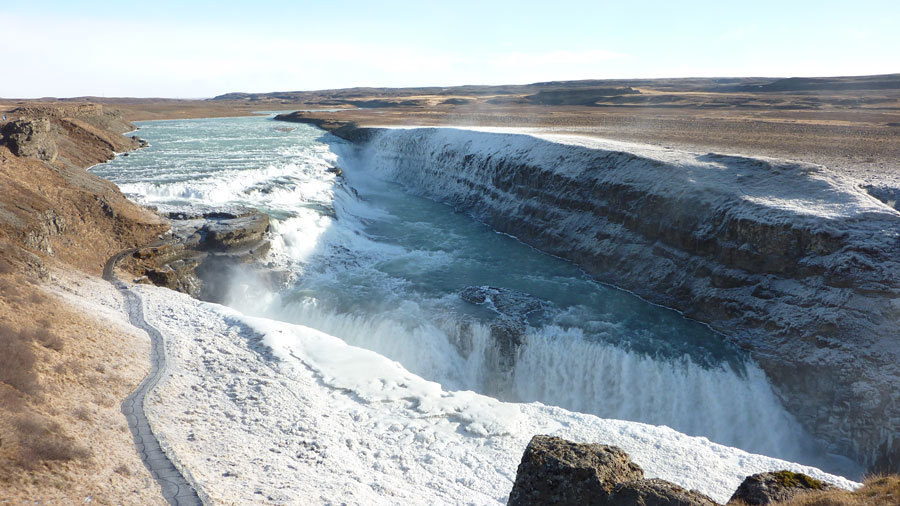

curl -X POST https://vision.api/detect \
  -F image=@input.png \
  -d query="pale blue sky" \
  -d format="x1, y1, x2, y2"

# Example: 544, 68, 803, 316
2, 0, 898, 98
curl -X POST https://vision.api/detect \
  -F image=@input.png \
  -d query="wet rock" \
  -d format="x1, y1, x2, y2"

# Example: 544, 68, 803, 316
204, 213, 269, 249
460, 286, 544, 374
489, 316, 526, 371
1, 118, 58, 162
459, 286, 543, 317
165, 205, 258, 221
727, 471, 835, 505
507, 435, 644, 506
145, 255, 205, 298
128, 208, 274, 301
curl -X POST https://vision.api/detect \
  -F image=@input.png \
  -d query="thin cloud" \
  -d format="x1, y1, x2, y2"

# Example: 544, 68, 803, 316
490, 49, 628, 68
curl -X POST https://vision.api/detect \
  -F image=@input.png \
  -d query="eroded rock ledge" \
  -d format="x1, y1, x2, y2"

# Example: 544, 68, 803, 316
291, 120, 900, 473
123, 206, 282, 302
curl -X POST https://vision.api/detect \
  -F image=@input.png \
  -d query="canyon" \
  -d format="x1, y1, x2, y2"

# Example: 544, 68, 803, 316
274, 116, 900, 473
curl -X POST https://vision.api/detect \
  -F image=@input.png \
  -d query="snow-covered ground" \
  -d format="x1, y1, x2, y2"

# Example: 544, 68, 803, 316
122, 283, 857, 505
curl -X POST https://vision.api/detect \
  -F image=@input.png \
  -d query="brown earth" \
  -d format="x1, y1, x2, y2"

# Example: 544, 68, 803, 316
0, 104, 168, 504
6, 74, 899, 188
0, 99, 294, 123
273, 100, 900, 186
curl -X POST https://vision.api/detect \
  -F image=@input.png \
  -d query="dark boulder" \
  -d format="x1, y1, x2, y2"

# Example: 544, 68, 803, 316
507, 435, 644, 506
1, 118, 58, 162
610, 479, 718, 506
459, 286, 543, 317
727, 471, 835, 505
508, 436, 722, 506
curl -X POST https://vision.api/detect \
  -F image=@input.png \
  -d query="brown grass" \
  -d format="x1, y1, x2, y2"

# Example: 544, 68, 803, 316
768, 475, 900, 505
0, 321, 41, 395
30, 326, 64, 351
0, 273, 166, 504
13, 414, 92, 468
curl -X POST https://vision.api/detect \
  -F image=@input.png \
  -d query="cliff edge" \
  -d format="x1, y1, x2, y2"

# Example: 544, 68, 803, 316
312, 123, 900, 474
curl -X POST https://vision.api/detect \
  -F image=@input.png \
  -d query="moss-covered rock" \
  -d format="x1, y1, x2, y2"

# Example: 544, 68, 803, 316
728, 470, 835, 505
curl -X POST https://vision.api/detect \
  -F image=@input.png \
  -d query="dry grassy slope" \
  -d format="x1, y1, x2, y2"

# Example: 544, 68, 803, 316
0, 105, 169, 504
758, 475, 900, 505
0, 106, 167, 274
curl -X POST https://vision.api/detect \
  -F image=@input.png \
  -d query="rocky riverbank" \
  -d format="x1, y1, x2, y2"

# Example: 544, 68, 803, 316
1, 104, 283, 503
0, 105, 170, 503
278, 119, 900, 474
121, 206, 281, 303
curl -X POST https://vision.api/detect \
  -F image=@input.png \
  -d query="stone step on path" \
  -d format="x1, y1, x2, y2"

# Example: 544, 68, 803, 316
104, 250, 202, 506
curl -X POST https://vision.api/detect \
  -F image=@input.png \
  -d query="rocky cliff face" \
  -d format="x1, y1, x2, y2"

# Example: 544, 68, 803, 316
332, 126, 900, 472
1, 118, 59, 162
0, 105, 165, 276
124, 207, 278, 302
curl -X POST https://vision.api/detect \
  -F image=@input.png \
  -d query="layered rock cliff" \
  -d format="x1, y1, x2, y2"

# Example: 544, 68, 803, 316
0, 105, 164, 275
123, 206, 277, 302
320, 125, 900, 473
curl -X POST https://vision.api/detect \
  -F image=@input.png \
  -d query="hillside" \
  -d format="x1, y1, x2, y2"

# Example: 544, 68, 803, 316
0, 105, 168, 504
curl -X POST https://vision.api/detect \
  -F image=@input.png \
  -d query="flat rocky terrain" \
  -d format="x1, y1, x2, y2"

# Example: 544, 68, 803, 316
6, 74, 900, 186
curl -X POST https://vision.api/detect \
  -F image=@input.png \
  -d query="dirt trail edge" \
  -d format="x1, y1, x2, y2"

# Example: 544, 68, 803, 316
103, 249, 204, 506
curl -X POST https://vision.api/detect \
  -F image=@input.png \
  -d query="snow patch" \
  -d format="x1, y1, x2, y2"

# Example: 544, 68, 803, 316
135, 284, 858, 505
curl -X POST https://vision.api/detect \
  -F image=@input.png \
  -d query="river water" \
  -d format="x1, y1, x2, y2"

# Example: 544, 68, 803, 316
92, 113, 857, 476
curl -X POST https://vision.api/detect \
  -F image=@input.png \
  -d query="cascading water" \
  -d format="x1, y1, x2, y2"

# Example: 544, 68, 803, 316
93, 114, 859, 477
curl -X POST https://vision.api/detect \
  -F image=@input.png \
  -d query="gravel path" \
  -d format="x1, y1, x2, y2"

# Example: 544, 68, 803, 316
103, 250, 203, 506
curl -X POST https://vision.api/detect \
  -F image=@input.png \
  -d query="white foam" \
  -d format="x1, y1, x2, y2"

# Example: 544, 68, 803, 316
137, 285, 858, 505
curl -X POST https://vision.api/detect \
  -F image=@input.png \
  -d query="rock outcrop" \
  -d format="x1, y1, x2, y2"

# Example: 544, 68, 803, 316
459, 286, 544, 372
0, 106, 167, 276
125, 207, 279, 302
507, 436, 717, 506
609, 479, 719, 506
329, 126, 900, 472
1, 118, 58, 162
727, 471, 835, 505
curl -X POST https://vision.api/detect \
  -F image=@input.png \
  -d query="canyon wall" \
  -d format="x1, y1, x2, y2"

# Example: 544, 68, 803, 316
332, 126, 900, 472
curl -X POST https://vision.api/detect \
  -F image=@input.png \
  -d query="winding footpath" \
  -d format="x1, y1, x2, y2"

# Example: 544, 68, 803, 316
103, 249, 203, 506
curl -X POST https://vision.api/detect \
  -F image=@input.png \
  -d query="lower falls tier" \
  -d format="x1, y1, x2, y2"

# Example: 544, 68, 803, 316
329, 126, 900, 473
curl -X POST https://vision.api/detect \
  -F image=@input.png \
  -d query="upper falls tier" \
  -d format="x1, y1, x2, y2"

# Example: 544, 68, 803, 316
322, 125, 900, 473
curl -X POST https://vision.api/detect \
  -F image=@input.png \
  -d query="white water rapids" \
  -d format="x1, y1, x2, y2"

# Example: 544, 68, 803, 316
92, 114, 861, 478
